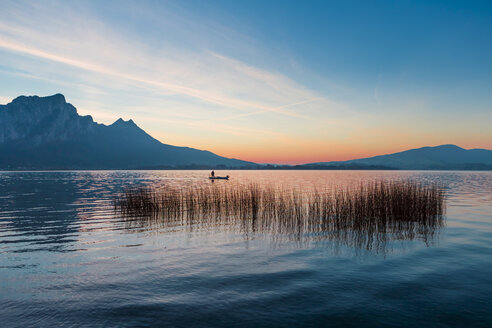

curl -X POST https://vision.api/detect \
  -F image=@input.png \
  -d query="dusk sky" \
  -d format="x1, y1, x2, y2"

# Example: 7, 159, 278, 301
0, 0, 491, 164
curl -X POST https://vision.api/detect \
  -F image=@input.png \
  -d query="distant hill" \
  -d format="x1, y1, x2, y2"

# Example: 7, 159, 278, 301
0, 94, 256, 169
2, 94, 490, 171
304, 144, 492, 170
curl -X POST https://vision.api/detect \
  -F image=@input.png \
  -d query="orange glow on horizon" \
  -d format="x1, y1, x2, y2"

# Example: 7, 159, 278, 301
149, 110, 492, 165
203, 138, 492, 165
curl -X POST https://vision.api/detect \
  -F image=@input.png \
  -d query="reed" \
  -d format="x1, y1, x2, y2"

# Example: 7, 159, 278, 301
115, 180, 445, 250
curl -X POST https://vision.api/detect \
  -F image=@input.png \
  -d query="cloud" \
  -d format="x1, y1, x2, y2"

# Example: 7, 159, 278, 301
0, 95, 12, 104
0, 0, 379, 163
0, 0, 344, 121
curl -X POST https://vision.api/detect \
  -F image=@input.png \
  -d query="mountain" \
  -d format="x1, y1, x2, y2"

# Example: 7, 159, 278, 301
305, 144, 492, 170
2, 94, 490, 171
0, 94, 256, 169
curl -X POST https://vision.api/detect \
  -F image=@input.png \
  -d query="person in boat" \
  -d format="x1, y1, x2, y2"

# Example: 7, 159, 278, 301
211, 170, 215, 177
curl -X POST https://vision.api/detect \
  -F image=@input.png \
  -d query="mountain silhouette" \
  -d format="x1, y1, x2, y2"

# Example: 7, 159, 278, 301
306, 144, 492, 170
1, 94, 491, 170
0, 94, 255, 169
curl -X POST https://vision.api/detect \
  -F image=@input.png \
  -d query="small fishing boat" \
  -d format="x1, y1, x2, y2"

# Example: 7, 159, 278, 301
209, 175, 229, 180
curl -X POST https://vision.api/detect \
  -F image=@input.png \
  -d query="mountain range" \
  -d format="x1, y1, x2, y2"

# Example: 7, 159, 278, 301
303, 145, 492, 170
0, 94, 254, 169
0, 94, 491, 170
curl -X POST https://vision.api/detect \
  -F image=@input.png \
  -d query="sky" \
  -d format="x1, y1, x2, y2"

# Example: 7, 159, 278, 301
0, 0, 491, 164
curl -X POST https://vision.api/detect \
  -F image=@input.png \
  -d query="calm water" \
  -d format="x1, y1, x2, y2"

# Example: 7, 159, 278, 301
0, 170, 491, 327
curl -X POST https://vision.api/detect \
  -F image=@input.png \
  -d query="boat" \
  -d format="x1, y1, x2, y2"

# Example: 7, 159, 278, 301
209, 175, 229, 180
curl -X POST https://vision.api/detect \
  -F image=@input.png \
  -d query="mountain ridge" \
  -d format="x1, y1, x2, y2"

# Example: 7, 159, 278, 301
304, 144, 492, 170
0, 94, 255, 169
1, 94, 491, 170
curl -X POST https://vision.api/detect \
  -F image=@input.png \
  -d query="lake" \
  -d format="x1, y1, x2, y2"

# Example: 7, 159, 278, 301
1, 170, 491, 327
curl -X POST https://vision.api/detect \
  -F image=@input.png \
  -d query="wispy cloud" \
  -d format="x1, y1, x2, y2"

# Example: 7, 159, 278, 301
0, 1, 343, 120
0, 95, 12, 104
0, 0, 375, 163
199, 97, 323, 124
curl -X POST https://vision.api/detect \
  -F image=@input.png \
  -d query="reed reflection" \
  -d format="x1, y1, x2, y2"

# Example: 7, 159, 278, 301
115, 180, 445, 253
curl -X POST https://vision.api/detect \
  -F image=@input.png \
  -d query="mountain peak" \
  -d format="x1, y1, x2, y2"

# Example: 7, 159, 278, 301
11, 95, 36, 105
111, 118, 137, 127
308, 143, 492, 169
0, 93, 254, 169
11, 93, 67, 105
46, 93, 66, 103
433, 144, 464, 150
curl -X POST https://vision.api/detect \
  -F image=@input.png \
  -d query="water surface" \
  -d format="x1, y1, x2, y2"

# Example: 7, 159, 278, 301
0, 170, 491, 327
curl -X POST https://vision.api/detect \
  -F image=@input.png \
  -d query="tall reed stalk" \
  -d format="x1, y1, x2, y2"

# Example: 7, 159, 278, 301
115, 180, 445, 250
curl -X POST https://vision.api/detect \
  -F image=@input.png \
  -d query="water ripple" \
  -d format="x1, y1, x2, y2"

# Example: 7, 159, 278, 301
0, 170, 491, 327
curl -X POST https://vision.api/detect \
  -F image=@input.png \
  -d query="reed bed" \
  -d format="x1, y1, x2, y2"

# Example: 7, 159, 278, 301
115, 180, 445, 250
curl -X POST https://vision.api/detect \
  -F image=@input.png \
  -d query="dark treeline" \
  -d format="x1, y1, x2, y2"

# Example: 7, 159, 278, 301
136, 163, 491, 170
0, 164, 391, 170
3, 163, 491, 171
135, 164, 395, 170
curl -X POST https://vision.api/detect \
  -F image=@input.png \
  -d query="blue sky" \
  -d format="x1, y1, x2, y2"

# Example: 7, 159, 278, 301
0, 0, 491, 163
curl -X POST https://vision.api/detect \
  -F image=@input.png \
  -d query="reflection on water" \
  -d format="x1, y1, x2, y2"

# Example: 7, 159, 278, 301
0, 170, 491, 327
116, 180, 445, 254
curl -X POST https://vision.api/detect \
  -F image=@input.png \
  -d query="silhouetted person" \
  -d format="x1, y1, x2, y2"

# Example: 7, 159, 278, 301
211, 170, 215, 177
